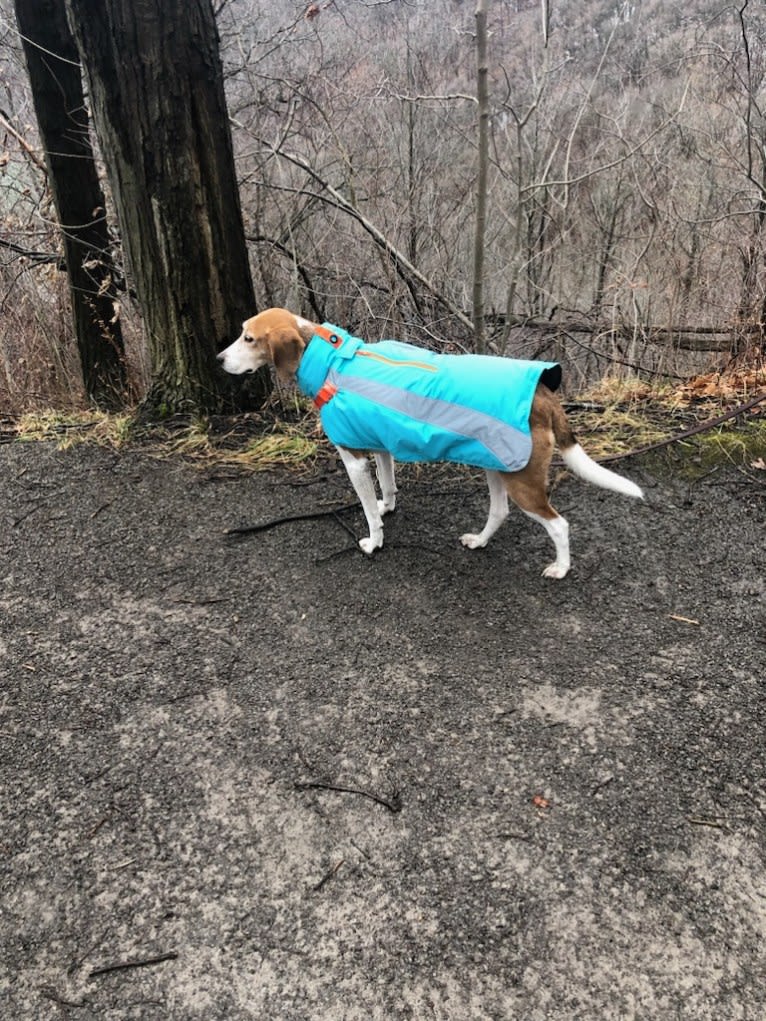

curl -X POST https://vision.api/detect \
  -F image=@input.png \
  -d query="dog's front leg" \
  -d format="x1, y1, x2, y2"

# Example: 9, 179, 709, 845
461, 470, 509, 549
337, 446, 384, 554
374, 452, 397, 515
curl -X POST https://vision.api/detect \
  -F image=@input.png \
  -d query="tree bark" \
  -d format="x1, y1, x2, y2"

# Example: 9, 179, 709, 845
472, 0, 490, 354
64, 0, 267, 414
14, 0, 128, 409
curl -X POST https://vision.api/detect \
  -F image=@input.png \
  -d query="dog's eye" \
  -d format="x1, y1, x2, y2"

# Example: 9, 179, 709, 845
243, 334, 255, 344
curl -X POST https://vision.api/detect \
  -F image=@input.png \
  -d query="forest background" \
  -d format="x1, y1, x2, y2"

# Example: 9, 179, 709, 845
1, 0, 765, 418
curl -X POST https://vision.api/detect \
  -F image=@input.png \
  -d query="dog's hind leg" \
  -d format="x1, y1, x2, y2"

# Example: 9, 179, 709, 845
337, 446, 384, 554
504, 471, 571, 579
461, 470, 509, 549
374, 452, 398, 515
521, 508, 570, 579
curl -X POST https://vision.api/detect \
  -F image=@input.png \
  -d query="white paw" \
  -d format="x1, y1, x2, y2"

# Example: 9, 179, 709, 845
542, 562, 569, 579
377, 498, 396, 515
460, 533, 487, 550
359, 535, 383, 555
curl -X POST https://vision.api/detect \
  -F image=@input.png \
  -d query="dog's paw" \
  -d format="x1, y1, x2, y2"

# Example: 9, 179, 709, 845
359, 536, 383, 555
542, 562, 569, 579
460, 532, 487, 550
377, 498, 396, 516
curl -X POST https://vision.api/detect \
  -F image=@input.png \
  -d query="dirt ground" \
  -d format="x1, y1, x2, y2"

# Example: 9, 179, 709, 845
1, 434, 765, 1020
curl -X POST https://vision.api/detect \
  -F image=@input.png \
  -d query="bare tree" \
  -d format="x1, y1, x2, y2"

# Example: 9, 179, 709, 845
734, 0, 766, 355
472, 0, 490, 352
64, 0, 265, 414
5, 0, 766, 411
14, 0, 127, 409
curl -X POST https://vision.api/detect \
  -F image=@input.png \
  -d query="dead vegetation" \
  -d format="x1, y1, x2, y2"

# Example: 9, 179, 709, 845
3, 369, 764, 480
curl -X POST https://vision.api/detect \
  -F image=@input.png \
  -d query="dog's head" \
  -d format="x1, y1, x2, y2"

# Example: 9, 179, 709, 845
217, 308, 313, 382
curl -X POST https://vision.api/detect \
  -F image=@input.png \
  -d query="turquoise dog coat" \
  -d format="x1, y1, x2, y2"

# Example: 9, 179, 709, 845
296, 324, 562, 473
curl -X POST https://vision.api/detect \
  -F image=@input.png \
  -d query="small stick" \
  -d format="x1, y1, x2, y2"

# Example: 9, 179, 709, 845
224, 502, 359, 537
686, 816, 729, 830
313, 859, 345, 892
12, 502, 45, 528
89, 951, 178, 979
40, 987, 89, 1008
591, 774, 615, 795
331, 511, 362, 545
295, 780, 402, 814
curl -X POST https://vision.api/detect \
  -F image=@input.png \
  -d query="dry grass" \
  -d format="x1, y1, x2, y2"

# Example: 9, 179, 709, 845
5, 364, 765, 476
569, 369, 766, 464
9, 409, 321, 474
153, 418, 319, 471
16, 409, 133, 448
568, 375, 674, 458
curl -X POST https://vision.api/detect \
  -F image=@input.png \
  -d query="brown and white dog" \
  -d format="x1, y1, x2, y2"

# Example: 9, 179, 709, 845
218, 308, 643, 577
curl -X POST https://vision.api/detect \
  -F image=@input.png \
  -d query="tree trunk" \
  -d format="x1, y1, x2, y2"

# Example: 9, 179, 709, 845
472, 0, 490, 354
64, 0, 267, 415
14, 0, 128, 410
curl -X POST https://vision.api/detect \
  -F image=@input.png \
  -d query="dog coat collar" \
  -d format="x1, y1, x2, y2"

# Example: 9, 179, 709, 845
296, 323, 562, 473
298, 324, 363, 403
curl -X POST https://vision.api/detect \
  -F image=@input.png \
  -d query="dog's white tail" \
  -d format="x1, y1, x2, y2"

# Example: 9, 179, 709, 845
561, 444, 644, 500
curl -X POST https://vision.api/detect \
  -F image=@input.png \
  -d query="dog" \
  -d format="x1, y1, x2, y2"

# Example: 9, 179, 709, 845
218, 308, 643, 577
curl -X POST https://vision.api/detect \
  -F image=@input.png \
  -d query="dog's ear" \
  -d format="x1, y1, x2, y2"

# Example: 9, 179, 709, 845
267, 326, 304, 382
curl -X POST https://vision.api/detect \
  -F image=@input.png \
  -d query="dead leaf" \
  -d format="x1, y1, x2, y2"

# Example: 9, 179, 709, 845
532, 795, 551, 809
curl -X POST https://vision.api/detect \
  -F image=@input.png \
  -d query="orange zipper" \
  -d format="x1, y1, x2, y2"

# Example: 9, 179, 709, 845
357, 350, 437, 372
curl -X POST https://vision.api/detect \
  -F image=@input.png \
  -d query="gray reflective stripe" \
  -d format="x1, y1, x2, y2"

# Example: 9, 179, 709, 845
326, 369, 531, 470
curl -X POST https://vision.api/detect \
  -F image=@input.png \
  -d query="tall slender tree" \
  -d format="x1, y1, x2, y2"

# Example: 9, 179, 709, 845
14, 0, 127, 409
64, 0, 267, 414
472, 0, 490, 353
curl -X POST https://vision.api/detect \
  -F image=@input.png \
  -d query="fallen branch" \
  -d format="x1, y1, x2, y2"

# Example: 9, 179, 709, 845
295, 779, 402, 814
89, 951, 178, 979
224, 501, 359, 537
223, 395, 765, 514
589, 391, 766, 465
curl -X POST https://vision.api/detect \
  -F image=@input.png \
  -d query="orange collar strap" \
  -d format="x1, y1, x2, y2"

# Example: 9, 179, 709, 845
312, 324, 342, 347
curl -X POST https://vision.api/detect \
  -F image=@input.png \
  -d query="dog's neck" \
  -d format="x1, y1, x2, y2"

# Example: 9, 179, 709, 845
295, 323, 362, 398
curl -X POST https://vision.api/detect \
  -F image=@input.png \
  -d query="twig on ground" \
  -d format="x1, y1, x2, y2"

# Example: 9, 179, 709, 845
295, 779, 402, 814
40, 987, 89, 1008
331, 511, 361, 545
224, 501, 359, 537
12, 502, 46, 527
313, 859, 345, 892
89, 951, 178, 979
686, 816, 729, 830
591, 775, 615, 795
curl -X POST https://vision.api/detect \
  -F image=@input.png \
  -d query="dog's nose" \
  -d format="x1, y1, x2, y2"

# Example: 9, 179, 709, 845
216, 351, 225, 363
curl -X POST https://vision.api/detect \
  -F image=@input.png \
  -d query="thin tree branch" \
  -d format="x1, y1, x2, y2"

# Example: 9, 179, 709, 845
232, 118, 475, 334
89, 952, 178, 979
223, 502, 360, 537
0, 111, 48, 176
295, 779, 402, 814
